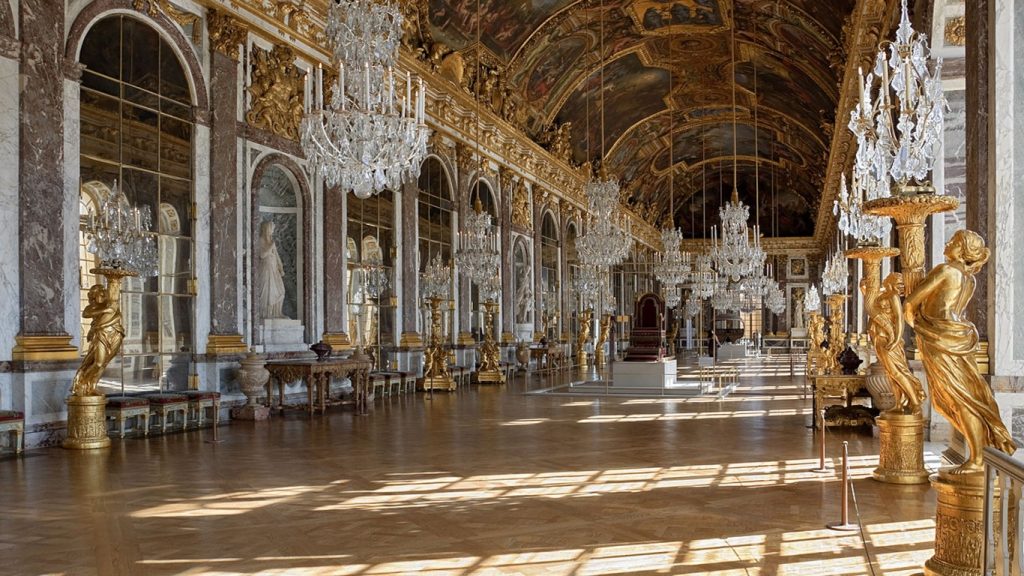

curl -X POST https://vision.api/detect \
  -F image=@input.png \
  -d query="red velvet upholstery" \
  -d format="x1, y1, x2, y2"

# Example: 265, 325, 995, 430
106, 396, 150, 408
0, 410, 23, 422
139, 393, 188, 404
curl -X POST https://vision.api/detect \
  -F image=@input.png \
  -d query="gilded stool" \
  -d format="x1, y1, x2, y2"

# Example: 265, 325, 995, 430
179, 390, 221, 428
105, 396, 150, 438
139, 393, 189, 433
0, 410, 24, 454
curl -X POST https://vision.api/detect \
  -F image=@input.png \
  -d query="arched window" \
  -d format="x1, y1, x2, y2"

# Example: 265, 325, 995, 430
417, 157, 453, 271
78, 15, 194, 392
469, 180, 498, 337
541, 213, 560, 338
348, 190, 395, 363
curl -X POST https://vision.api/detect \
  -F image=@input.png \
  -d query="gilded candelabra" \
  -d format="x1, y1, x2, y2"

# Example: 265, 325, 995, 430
421, 297, 455, 391
476, 300, 504, 384
823, 294, 846, 375
806, 311, 826, 375
576, 308, 593, 369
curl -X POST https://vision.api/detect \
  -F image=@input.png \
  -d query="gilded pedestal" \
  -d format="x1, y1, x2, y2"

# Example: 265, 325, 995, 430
925, 471, 987, 576
421, 297, 455, 392
872, 412, 930, 484
64, 395, 111, 450
476, 301, 505, 384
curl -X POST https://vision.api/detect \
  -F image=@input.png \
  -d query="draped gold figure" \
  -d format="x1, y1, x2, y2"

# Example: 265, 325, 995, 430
865, 272, 925, 414
71, 281, 125, 397
904, 230, 1015, 474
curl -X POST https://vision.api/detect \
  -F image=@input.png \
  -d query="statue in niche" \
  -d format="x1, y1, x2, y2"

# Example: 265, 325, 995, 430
905, 230, 1016, 474
866, 273, 924, 414
514, 255, 533, 323
792, 289, 805, 329
71, 283, 125, 396
257, 220, 287, 320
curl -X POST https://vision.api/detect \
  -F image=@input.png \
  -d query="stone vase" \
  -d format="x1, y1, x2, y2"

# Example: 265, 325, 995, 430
864, 361, 896, 412
233, 351, 271, 421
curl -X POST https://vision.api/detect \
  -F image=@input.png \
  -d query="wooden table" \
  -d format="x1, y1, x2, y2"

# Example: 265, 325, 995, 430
810, 373, 867, 429
264, 358, 373, 416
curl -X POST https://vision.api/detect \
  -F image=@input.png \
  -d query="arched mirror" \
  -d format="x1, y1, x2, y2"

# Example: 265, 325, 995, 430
78, 15, 194, 393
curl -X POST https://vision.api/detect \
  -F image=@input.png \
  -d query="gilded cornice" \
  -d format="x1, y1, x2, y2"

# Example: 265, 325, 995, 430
682, 236, 821, 256
813, 0, 900, 251
190, 0, 662, 251
133, 0, 202, 42
207, 9, 247, 61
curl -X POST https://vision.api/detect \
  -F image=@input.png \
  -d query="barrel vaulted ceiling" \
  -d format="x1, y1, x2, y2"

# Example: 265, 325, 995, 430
420, 0, 856, 238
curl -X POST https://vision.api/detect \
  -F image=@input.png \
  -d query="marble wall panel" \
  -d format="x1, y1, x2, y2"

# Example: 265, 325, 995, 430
63, 78, 80, 347
18, 0, 67, 335
0, 55, 18, 361
195, 124, 211, 352
209, 50, 241, 336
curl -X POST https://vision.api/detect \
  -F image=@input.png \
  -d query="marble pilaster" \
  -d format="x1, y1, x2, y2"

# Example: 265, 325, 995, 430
966, 0, 991, 343
14, 0, 76, 360
533, 194, 544, 336
500, 178, 514, 337
0, 53, 19, 361
399, 180, 421, 343
323, 184, 348, 344
207, 43, 245, 352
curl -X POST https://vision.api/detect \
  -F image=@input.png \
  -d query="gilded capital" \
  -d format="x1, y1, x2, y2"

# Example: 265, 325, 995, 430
208, 9, 247, 61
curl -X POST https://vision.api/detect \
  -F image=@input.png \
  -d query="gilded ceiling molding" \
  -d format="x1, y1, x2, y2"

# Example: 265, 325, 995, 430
813, 0, 901, 250
246, 44, 304, 141
207, 9, 247, 61
682, 237, 820, 256
133, 0, 202, 43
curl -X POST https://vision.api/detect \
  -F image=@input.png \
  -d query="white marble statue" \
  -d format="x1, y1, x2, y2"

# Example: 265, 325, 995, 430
793, 291, 805, 329
515, 258, 533, 323
257, 220, 287, 319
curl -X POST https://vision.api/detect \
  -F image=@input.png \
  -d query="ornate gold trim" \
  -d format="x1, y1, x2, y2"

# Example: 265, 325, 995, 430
12, 334, 79, 362
207, 9, 247, 61
206, 333, 247, 355
944, 16, 966, 47
133, 0, 202, 43
457, 331, 476, 347
322, 332, 353, 349
399, 332, 425, 348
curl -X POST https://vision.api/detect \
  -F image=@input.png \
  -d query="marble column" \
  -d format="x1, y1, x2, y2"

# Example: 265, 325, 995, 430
533, 193, 544, 337
399, 180, 422, 346
13, 0, 77, 361
205, 15, 247, 354
499, 172, 514, 340
322, 185, 350, 348
966, 0, 991, 345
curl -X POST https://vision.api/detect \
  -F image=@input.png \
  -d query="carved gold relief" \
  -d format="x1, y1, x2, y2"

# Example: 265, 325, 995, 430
133, 0, 201, 43
247, 44, 305, 141
944, 16, 966, 47
207, 9, 247, 61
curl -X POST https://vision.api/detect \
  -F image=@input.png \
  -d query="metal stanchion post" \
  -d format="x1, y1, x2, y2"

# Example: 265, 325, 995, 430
811, 409, 829, 473
828, 441, 859, 531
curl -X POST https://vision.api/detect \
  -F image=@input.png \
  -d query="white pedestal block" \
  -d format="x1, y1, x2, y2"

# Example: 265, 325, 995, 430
613, 359, 677, 389
263, 319, 306, 352
718, 343, 746, 360
790, 328, 807, 338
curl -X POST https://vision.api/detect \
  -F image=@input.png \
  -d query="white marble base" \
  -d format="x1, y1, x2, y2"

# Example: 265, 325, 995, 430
613, 359, 677, 389
718, 343, 747, 360
790, 328, 808, 338
515, 323, 533, 342
262, 319, 306, 352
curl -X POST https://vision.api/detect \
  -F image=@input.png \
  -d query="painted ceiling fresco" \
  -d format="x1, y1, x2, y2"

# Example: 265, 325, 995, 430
421, 0, 857, 237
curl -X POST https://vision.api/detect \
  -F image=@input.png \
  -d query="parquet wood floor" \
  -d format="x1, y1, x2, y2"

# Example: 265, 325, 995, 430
1, 360, 937, 575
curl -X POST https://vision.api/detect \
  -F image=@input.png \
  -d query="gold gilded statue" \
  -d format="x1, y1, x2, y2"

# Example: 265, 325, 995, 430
71, 282, 125, 397
865, 273, 924, 414
905, 230, 1015, 474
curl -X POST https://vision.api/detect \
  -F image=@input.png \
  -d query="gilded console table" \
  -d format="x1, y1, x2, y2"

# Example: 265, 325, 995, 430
810, 374, 868, 429
264, 358, 373, 416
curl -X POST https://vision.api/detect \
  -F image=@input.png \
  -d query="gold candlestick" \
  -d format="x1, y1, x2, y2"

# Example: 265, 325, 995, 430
806, 311, 826, 375
476, 300, 504, 384
65, 267, 135, 450
595, 314, 610, 366
421, 297, 455, 391
576, 308, 593, 369
824, 294, 847, 375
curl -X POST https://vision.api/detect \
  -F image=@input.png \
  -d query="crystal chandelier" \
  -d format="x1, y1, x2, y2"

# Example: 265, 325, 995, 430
834, 172, 892, 243
479, 270, 501, 302
654, 228, 691, 290
361, 261, 389, 299
455, 198, 500, 288
712, 190, 765, 281
691, 254, 717, 300
764, 283, 786, 315
542, 287, 560, 317
301, 0, 430, 199
576, 172, 633, 268
804, 284, 821, 313
663, 285, 681, 309
84, 180, 158, 277
821, 251, 848, 295
848, 0, 945, 195
421, 254, 451, 299
684, 294, 701, 318
573, 264, 602, 309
